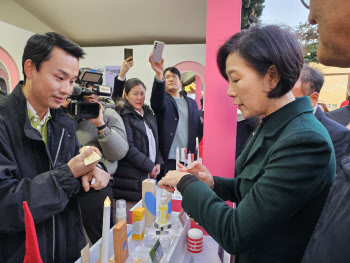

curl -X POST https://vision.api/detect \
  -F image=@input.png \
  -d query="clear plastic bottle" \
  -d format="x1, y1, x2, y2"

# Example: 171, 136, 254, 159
162, 189, 172, 220
158, 196, 168, 224
116, 199, 126, 223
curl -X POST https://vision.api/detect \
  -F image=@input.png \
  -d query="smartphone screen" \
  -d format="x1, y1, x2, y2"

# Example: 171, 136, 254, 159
124, 48, 133, 61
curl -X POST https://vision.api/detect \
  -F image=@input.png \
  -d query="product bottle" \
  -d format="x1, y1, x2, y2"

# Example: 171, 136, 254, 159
162, 189, 172, 220
158, 196, 168, 224
116, 199, 126, 223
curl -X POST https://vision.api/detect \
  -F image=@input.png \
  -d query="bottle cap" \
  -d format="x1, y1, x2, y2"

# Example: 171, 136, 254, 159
160, 196, 167, 205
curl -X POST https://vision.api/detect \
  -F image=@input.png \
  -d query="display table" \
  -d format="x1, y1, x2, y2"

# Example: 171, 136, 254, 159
75, 211, 223, 263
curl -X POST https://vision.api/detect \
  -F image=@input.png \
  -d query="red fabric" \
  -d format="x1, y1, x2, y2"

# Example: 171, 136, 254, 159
199, 138, 203, 158
23, 201, 43, 263
340, 100, 349, 108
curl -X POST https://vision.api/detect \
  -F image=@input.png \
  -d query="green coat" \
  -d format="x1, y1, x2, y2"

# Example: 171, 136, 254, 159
181, 97, 335, 263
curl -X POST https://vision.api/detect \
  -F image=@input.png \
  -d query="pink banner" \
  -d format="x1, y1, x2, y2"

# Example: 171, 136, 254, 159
203, 0, 241, 180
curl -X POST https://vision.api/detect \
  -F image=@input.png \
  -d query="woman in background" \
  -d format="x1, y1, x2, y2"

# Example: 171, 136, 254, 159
113, 78, 163, 201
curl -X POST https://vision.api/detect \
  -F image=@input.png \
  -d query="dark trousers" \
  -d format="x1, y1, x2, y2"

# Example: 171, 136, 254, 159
77, 186, 113, 244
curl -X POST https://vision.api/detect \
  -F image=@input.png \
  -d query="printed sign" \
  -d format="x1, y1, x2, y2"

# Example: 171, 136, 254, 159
150, 239, 163, 263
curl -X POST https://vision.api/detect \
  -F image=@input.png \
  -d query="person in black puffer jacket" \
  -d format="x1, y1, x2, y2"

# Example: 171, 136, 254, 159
113, 78, 163, 201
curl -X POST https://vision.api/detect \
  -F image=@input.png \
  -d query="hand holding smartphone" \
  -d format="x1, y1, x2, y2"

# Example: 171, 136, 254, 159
124, 48, 133, 61
152, 41, 165, 63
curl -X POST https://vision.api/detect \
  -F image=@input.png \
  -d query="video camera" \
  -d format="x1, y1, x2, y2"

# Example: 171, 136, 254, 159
67, 68, 112, 119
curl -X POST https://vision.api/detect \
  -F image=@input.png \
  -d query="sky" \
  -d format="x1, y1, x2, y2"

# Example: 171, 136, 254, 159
260, 0, 310, 29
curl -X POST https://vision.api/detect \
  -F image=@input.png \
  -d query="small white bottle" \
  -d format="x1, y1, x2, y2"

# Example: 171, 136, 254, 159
116, 199, 126, 223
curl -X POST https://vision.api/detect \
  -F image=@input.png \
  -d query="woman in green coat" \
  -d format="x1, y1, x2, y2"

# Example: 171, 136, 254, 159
158, 25, 335, 263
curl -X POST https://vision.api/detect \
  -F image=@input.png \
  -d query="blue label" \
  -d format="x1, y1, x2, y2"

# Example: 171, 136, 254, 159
123, 241, 127, 251
168, 199, 172, 214
145, 192, 156, 216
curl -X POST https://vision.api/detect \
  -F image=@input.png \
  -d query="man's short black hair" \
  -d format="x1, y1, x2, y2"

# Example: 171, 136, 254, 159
22, 32, 85, 84
217, 25, 304, 98
163, 67, 181, 79
300, 64, 324, 94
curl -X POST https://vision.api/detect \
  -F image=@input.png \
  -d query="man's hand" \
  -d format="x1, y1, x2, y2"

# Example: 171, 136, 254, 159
149, 53, 164, 81
158, 170, 188, 193
81, 167, 110, 192
87, 100, 106, 133
178, 161, 214, 189
119, 56, 134, 79
67, 147, 102, 178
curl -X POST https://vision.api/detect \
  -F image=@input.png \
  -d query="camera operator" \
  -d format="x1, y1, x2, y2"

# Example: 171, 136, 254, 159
69, 74, 128, 244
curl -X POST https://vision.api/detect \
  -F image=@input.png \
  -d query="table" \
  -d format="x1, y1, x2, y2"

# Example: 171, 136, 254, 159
75, 211, 224, 263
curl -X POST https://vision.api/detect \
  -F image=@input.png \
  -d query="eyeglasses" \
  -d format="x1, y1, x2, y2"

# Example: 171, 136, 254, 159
164, 75, 179, 80
301, 0, 310, 9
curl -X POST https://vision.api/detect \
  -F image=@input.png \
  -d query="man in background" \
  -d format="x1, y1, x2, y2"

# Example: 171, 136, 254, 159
75, 74, 128, 244
292, 64, 350, 173
326, 98, 350, 127
301, 1, 350, 262
149, 55, 203, 179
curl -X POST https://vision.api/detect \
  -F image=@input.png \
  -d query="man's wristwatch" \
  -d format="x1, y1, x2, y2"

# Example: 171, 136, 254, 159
97, 123, 107, 130
96, 162, 107, 172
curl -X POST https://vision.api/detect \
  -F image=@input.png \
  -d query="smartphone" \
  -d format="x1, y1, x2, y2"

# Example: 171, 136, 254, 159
152, 41, 165, 63
124, 48, 133, 61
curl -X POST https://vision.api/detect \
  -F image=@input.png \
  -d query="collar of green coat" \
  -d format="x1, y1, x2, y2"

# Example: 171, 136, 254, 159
236, 96, 313, 172
260, 96, 313, 138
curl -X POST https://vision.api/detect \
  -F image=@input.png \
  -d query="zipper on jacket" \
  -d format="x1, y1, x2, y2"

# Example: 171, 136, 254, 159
53, 128, 65, 167
48, 160, 55, 262
52, 214, 55, 261
51, 129, 66, 261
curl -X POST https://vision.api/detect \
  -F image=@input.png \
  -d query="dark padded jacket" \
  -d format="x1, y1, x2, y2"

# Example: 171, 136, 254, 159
0, 82, 86, 263
113, 101, 163, 201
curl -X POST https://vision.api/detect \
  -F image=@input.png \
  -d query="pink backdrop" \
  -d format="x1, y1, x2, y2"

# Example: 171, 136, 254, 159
0, 47, 20, 91
174, 61, 205, 110
203, 0, 241, 180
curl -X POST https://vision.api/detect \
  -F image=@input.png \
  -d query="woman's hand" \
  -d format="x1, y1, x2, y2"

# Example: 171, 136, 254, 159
119, 56, 134, 79
178, 161, 214, 189
149, 53, 164, 81
178, 161, 208, 176
149, 164, 161, 179
158, 170, 188, 193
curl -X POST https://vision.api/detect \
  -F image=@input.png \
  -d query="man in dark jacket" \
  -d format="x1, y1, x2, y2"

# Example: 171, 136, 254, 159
300, 1, 350, 262
292, 64, 350, 173
149, 55, 203, 179
326, 103, 350, 127
0, 32, 110, 263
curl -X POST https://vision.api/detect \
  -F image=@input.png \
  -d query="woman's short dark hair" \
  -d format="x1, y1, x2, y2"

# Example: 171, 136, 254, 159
124, 78, 146, 94
22, 32, 85, 84
217, 25, 303, 98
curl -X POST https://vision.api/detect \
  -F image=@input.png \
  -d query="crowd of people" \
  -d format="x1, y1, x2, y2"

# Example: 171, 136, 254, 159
1, 0, 350, 262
